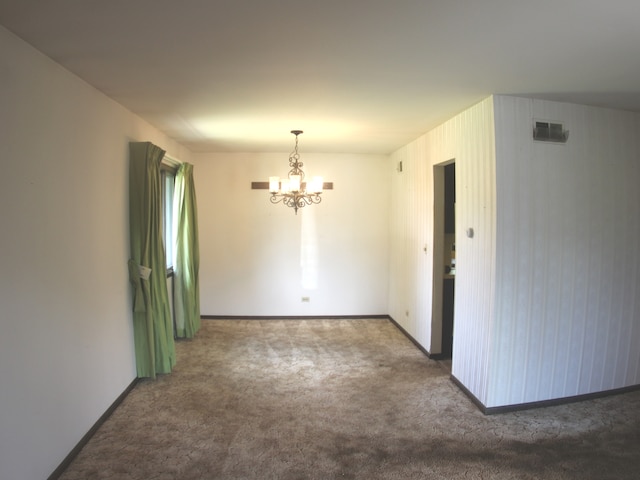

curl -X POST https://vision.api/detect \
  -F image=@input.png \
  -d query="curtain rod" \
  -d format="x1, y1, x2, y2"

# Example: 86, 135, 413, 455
162, 153, 182, 168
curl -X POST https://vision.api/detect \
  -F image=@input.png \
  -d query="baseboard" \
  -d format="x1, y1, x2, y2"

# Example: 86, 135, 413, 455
386, 318, 640, 415
201, 314, 390, 320
387, 315, 441, 359
451, 373, 640, 415
48, 378, 139, 480
202, 315, 443, 361
449, 374, 490, 413
483, 383, 640, 415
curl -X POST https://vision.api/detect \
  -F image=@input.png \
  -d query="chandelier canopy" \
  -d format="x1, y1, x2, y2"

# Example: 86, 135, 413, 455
269, 130, 323, 214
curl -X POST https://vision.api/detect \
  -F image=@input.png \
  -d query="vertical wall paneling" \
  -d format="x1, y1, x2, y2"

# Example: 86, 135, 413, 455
491, 96, 640, 407
390, 95, 639, 409
388, 97, 497, 404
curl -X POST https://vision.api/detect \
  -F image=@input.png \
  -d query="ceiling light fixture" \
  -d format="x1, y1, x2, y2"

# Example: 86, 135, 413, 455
269, 130, 323, 214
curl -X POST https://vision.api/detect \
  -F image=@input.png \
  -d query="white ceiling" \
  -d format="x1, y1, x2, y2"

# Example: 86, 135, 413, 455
2, 0, 640, 154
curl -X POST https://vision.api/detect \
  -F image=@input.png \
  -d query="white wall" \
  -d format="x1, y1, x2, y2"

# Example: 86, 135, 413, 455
388, 97, 497, 404
389, 95, 640, 409
4, 23, 637, 480
489, 96, 640, 407
0, 26, 190, 480
387, 139, 433, 346
193, 152, 390, 316
389, 95, 640, 410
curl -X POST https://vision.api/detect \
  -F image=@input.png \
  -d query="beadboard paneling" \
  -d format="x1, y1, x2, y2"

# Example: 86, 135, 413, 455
388, 97, 496, 404
390, 95, 640, 409
490, 96, 640, 407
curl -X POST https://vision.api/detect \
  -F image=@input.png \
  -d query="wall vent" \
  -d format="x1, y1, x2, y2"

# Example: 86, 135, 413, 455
533, 120, 569, 143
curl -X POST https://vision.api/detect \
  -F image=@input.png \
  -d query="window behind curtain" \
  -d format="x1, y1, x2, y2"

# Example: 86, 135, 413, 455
161, 165, 177, 275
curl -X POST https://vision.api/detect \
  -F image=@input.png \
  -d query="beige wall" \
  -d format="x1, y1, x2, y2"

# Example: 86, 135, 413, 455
193, 151, 390, 316
0, 26, 189, 480
3, 17, 640, 478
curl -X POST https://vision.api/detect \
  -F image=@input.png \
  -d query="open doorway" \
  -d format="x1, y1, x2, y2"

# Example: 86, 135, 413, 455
442, 163, 455, 358
432, 161, 455, 360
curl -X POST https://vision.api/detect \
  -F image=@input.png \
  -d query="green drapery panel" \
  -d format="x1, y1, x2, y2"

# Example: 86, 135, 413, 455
173, 163, 201, 338
129, 142, 176, 378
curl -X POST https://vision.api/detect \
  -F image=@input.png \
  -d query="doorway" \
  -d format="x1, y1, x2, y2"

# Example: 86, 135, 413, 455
441, 163, 455, 358
432, 161, 455, 359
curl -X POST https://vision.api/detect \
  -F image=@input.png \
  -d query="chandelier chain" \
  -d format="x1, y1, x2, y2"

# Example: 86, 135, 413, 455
289, 132, 304, 179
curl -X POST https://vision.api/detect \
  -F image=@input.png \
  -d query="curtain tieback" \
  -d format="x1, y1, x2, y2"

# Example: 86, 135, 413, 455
128, 259, 151, 312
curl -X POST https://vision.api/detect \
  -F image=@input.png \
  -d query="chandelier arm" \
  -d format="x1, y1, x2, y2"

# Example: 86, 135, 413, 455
270, 194, 284, 205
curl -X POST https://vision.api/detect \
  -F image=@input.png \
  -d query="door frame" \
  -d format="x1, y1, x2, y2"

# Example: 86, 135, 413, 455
431, 159, 455, 357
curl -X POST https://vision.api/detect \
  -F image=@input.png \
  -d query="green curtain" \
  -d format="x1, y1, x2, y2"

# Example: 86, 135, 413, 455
173, 163, 201, 338
128, 142, 176, 378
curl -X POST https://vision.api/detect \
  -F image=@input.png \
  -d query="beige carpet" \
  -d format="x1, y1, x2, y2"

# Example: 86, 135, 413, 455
59, 319, 640, 479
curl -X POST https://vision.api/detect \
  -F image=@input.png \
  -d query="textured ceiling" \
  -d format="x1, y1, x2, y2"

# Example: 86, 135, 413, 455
1, 0, 640, 154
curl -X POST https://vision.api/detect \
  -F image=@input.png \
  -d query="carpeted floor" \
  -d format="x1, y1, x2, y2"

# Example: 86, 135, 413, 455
59, 319, 640, 479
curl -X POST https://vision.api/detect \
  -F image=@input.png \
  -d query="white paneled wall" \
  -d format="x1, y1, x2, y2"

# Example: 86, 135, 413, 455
390, 95, 640, 409
451, 102, 498, 405
388, 97, 497, 404
388, 142, 430, 340
490, 96, 640, 407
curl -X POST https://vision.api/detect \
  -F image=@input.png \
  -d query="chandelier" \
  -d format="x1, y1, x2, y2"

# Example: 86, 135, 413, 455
269, 130, 323, 214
